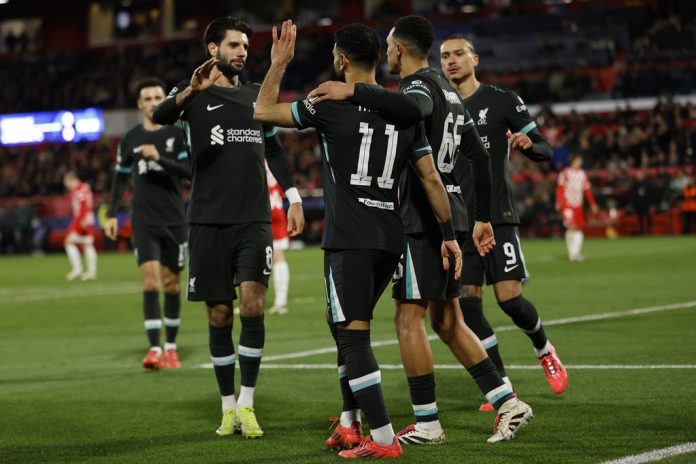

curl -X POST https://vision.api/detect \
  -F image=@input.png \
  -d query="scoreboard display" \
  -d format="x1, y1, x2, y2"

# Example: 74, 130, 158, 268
0, 108, 104, 146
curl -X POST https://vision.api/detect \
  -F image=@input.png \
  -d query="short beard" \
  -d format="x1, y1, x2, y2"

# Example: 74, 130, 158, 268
216, 52, 243, 79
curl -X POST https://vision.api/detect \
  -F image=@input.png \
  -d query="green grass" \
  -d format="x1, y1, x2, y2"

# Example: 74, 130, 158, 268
1, 236, 696, 463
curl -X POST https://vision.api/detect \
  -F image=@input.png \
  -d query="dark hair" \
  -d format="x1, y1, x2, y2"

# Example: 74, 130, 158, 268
135, 77, 167, 99
443, 33, 476, 54
203, 17, 253, 51
393, 15, 434, 58
334, 23, 381, 69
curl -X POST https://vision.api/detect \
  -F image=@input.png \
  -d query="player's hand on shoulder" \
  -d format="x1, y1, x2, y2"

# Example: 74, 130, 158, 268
190, 57, 222, 93
307, 81, 355, 105
271, 19, 297, 67
104, 217, 118, 241
135, 144, 160, 161
286, 202, 305, 237
472, 221, 496, 257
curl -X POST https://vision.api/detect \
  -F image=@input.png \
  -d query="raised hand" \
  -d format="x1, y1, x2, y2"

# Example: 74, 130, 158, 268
271, 19, 297, 67
306, 81, 355, 104
190, 57, 222, 93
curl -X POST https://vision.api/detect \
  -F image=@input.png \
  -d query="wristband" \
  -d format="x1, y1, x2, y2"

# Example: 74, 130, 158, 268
439, 219, 456, 241
285, 187, 302, 205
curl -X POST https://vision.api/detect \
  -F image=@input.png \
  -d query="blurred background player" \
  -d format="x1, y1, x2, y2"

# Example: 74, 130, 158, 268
440, 35, 568, 406
266, 161, 291, 315
104, 77, 190, 371
557, 153, 598, 261
63, 171, 97, 281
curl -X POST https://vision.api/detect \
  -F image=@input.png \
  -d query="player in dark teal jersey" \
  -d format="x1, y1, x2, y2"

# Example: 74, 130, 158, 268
105, 77, 189, 372
308, 15, 533, 444
255, 20, 461, 458
153, 17, 305, 439
440, 35, 568, 406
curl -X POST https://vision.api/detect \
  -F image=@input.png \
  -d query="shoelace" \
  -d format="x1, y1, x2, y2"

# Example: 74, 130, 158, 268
492, 413, 503, 433
542, 354, 558, 376
328, 416, 340, 431
397, 424, 416, 436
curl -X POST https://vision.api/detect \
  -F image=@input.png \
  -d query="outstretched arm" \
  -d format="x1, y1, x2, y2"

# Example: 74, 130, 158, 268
254, 20, 297, 127
153, 58, 221, 125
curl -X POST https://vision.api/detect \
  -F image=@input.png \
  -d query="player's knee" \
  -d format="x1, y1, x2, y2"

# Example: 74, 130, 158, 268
461, 285, 482, 299
142, 276, 160, 292
394, 308, 425, 339
162, 275, 180, 294
208, 304, 233, 327
494, 282, 521, 303
430, 313, 455, 344
240, 298, 264, 317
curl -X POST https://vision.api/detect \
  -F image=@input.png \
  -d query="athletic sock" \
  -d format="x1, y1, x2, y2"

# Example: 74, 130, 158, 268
574, 230, 584, 257
337, 328, 393, 445
65, 243, 83, 273
84, 244, 97, 274
143, 290, 161, 348
565, 230, 574, 259
273, 260, 289, 307
407, 373, 439, 425
328, 322, 359, 427
460, 296, 508, 379
163, 293, 181, 345
237, 315, 264, 407
209, 324, 235, 398
499, 295, 548, 350
467, 358, 514, 410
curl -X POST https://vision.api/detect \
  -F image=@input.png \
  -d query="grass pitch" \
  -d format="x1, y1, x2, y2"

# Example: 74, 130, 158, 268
1, 236, 695, 463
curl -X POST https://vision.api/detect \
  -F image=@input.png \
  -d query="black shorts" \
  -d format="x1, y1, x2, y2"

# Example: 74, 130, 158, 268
187, 222, 273, 302
132, 223, 187, 272
461, 224, 528, 287
324, 249, 400, 324
392, 232, 464, 301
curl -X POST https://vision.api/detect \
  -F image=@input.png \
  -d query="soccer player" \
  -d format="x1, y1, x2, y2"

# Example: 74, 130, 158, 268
440, 35, 568, 404
557, 153, 598, 261
63, 171, 97, 281
152, 17, 304, 439
266, 162, 291, 315
104, 77, 190, 371
254, 21, 461, 458
309, 15, 532, 444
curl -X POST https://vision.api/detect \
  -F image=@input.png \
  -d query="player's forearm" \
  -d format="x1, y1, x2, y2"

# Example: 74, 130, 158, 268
157, 157, 191, 179
352, 84, 429, 124
414, 156, 453, 224
461, 128, 492, 222
153, 87, 197, 125
265, 146, 295, 193
108, 173, 129, 217
521, 128, 552, 162
255, 63, 294, 127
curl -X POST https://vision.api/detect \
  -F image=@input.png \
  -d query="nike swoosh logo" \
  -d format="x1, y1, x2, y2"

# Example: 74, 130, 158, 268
207, 104, 224, 111
504, 264, 519, 272
263, 269, 271, 275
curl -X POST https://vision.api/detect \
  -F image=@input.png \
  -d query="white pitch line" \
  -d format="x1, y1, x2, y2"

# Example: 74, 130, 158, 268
600, 442, 696, 464
262, 300, 696, 362
199, 363, 696, 370
0, 284, 142, 304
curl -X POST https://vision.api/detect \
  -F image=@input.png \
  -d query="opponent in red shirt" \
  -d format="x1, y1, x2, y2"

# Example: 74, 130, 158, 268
64, 171, 97, 280
266, 161, 291, 314
556, 154, 598, 261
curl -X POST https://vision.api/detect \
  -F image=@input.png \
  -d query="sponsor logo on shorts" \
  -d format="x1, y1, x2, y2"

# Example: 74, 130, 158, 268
358, 198, 394, 210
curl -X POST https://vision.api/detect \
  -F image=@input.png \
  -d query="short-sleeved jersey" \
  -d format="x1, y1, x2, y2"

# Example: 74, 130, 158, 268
290, 92, 431, 254
116, 124, 188, 226
70, 182, 94, 226
399, 68, 474, 234
167, 80, 283, 224
557, 167, 591, 208
459, 84, 538, 225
